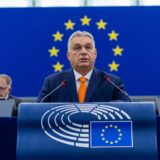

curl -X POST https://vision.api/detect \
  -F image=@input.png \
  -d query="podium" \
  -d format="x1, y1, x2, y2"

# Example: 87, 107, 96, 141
16, 102, 158, 160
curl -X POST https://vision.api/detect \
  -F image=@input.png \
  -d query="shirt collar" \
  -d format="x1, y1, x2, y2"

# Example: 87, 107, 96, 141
73, 69, 93, 81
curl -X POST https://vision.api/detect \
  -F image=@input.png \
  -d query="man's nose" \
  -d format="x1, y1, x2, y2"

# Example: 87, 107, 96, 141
81, 47, 87, 54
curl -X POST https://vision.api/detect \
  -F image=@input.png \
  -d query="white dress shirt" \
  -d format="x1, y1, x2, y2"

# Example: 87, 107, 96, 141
73, 69, 93, 92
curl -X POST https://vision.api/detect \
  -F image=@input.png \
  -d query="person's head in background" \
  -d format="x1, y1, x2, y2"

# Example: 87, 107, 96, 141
67, 31, 97, 76
0, 74, 12, 98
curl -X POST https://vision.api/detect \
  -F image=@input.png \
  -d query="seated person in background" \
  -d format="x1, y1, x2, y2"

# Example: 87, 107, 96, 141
0, 74, 22, 116
37, 30, 131, 103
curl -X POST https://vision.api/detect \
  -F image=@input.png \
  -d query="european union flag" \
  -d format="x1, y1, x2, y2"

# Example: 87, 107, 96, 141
90, 121, 133, 148
1, 7, 160, 96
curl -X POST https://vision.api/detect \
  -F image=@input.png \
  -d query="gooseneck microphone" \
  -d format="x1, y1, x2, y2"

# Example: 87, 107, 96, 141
40, 80, 66, 103
104, 75, 131, 100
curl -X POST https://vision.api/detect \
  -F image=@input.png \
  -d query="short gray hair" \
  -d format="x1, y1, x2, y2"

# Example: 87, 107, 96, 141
0, 74, 12, 87
67, 30, 95, 52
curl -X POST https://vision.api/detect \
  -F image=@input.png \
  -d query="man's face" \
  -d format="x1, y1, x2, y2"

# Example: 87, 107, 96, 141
67, 36, 97, 72
0, 78, 10, 97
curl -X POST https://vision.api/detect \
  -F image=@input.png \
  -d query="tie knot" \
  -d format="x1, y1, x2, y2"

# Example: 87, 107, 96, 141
79, 76, 86, 83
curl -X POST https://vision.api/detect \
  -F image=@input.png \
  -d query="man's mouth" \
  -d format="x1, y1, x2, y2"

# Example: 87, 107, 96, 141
79, 58, 88, 62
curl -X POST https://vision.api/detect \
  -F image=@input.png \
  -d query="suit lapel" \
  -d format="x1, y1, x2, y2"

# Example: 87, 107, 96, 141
65, 69, 78, 102
85, 68, 102, 102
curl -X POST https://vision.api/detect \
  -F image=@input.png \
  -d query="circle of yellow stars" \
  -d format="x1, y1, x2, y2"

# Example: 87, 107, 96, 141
48, 15, 124, 72
101, 124, 123, 145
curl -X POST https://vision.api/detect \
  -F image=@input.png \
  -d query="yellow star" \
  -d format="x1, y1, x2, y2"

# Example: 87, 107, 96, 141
80, 15, 91, 26
108, 30, 119, 41
48, 46, 59, 57
53, 61, 64, 72
52, 31, 64, 41
64, 20, 75, 30
96, 19, 107, 30
108, 61, 119, 72
112, 45, 124, 56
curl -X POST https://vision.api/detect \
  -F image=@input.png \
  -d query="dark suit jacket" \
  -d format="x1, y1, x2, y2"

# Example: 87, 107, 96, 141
8, 95, 22, 117
37, 68, 131, 103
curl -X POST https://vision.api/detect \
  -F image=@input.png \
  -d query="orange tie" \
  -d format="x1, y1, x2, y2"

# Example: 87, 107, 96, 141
78, 76, 87, 103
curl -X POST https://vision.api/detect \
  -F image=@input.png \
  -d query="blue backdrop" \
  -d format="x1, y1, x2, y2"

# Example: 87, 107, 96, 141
0, 7, 160, 96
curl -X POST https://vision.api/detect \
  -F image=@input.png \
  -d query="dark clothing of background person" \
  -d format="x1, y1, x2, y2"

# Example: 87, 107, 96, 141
8, 95, 22, 117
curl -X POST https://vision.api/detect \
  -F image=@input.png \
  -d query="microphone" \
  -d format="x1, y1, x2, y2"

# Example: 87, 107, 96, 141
40, 80, 66, 103
104, 75, 131, 101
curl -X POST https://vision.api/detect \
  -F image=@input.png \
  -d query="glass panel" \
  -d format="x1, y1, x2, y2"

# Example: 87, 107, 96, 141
140, 0, 160, 5
36, 0, 84, 7
87, 0, 136, 6
0, 0, 32, 7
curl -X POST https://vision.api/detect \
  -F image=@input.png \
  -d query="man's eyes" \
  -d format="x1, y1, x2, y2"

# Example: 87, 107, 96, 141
73, 45, 92, 51
85, 45, 92, 50
74, 46, 81, 50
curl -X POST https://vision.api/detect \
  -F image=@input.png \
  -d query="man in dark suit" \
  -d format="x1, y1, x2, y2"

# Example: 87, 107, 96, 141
0, 74, 22, 116
38, 30, 131, 102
